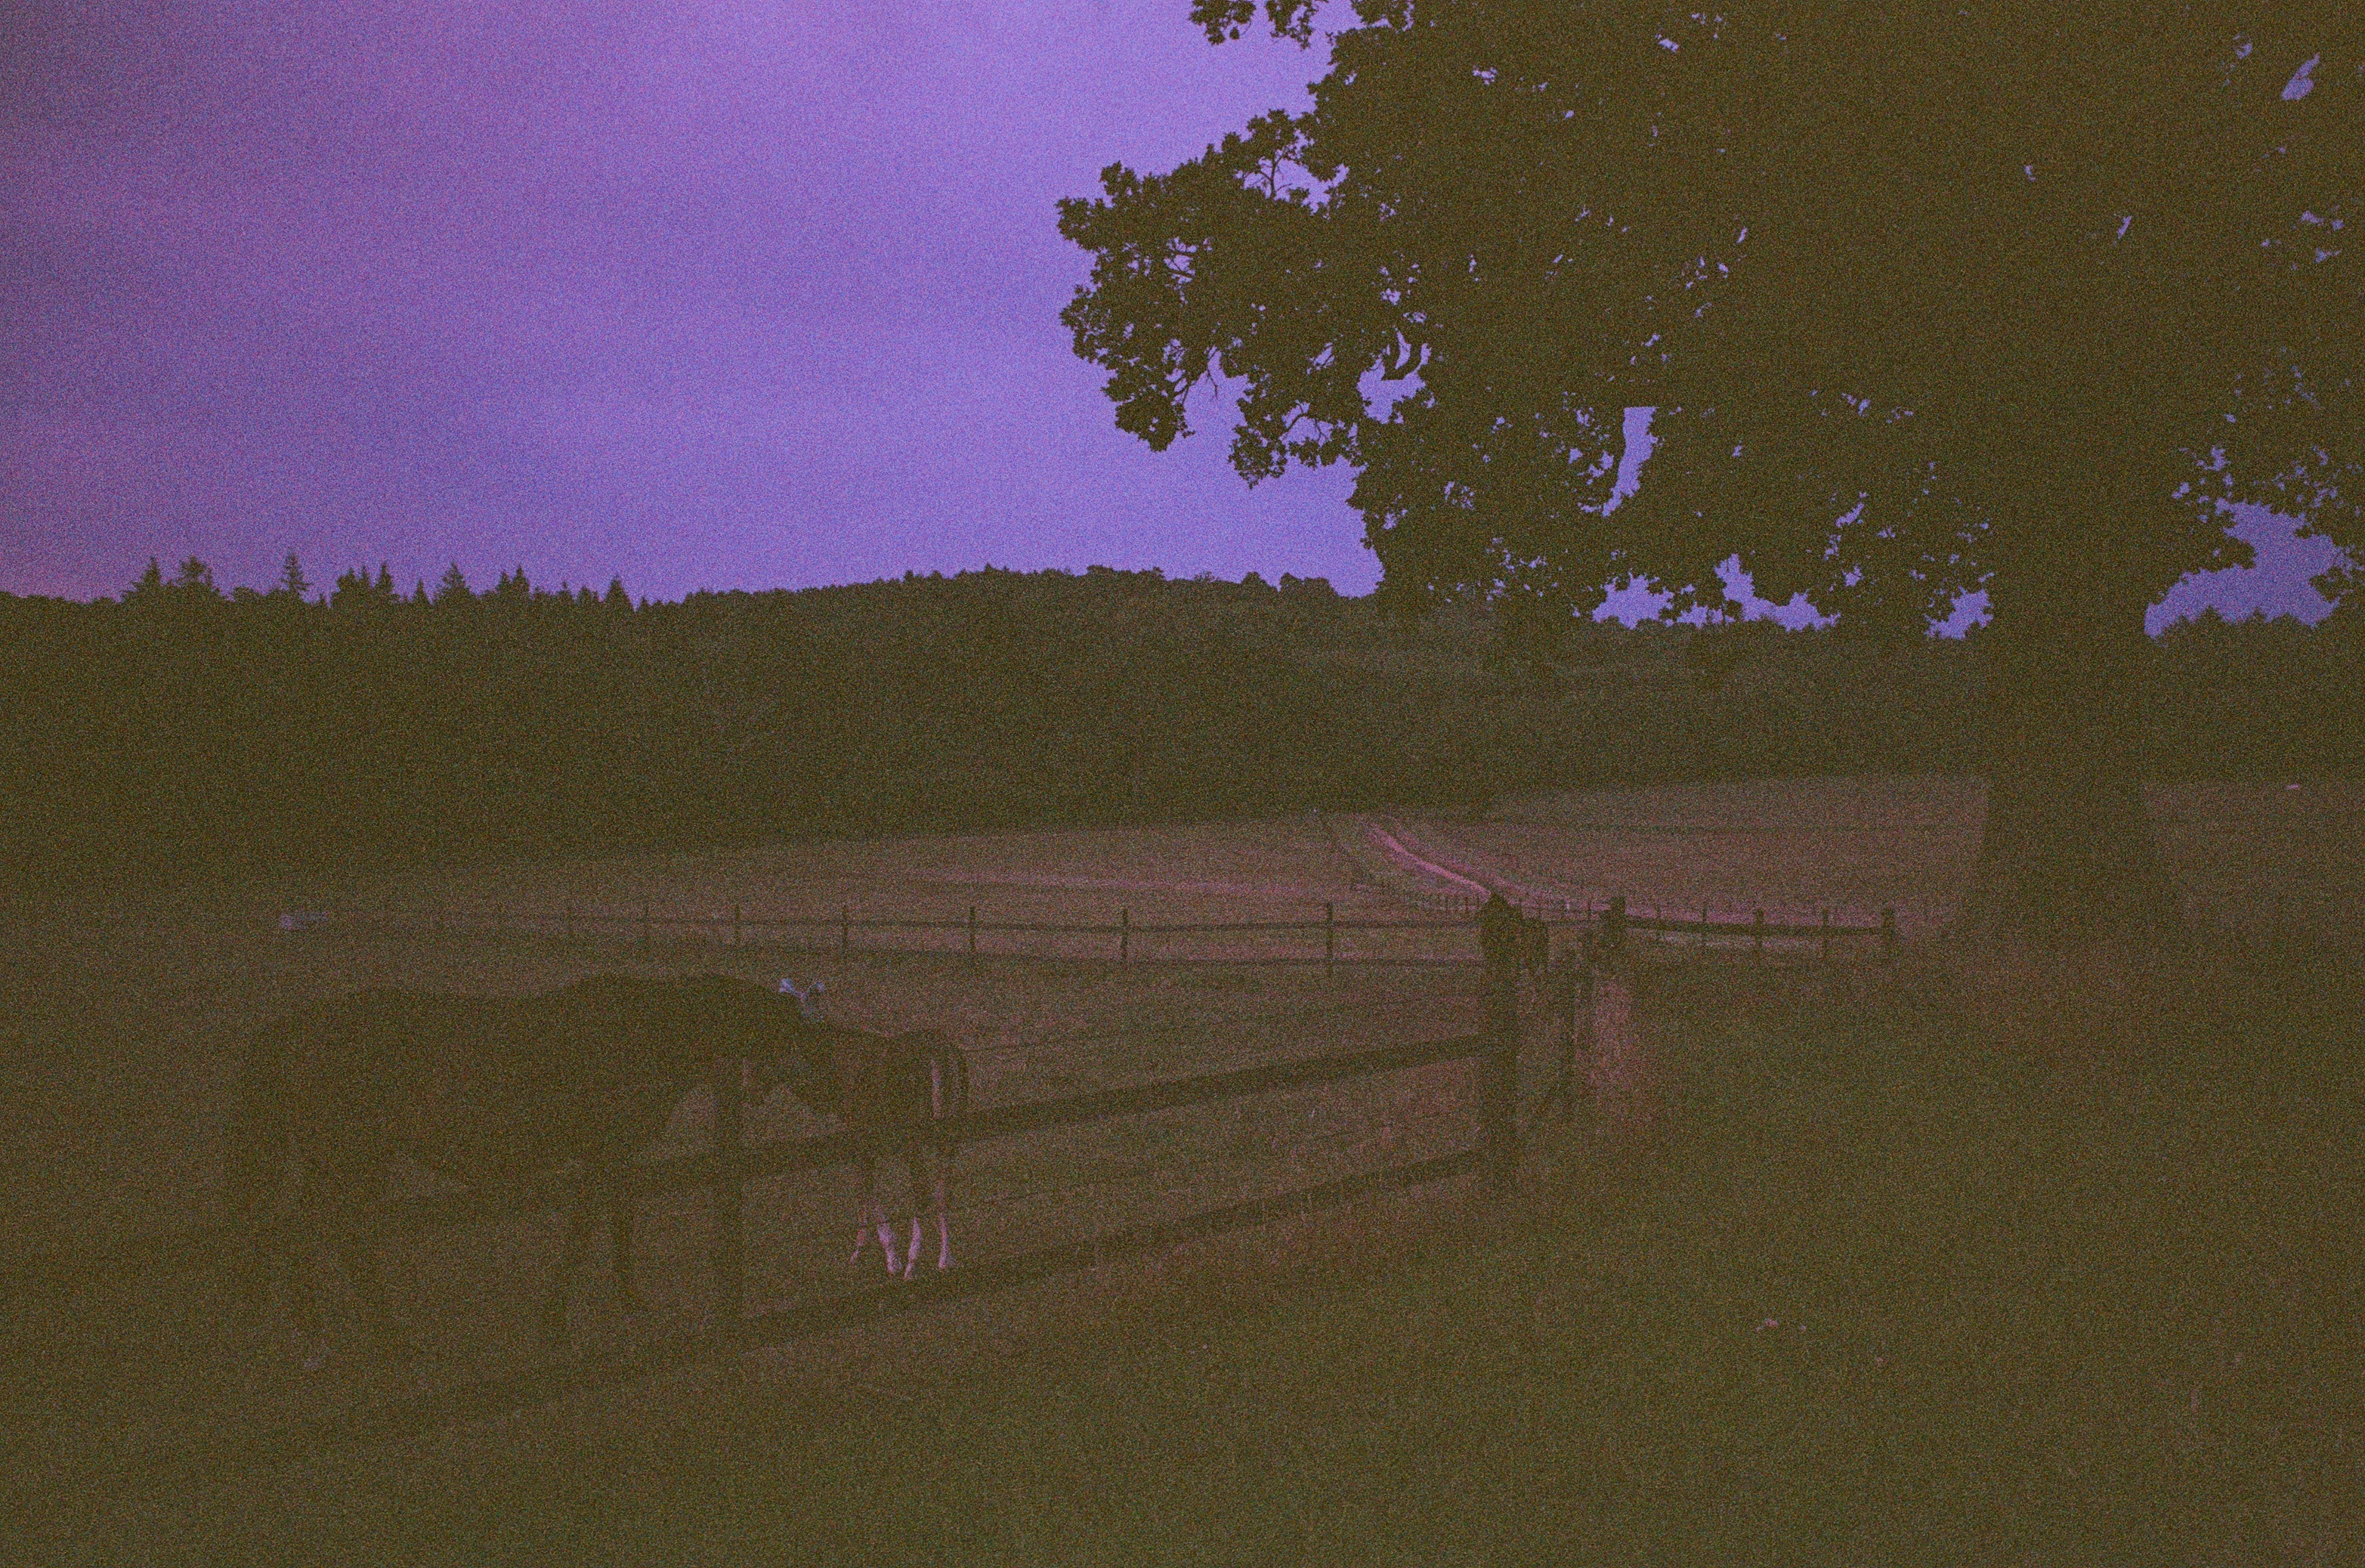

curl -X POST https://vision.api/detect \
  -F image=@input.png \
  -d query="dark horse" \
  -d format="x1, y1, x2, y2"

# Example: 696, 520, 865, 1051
223, 973, 966, 1365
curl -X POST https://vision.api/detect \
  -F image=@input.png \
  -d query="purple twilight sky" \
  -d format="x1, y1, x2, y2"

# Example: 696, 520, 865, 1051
1, 0, 2348, 632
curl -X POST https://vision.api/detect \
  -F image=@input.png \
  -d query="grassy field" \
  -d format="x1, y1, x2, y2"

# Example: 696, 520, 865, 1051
5, 775, 2360, 1560
1475, 775, 2364, 942
0, 933, 1495, 1485
15, 945, 2361, 1564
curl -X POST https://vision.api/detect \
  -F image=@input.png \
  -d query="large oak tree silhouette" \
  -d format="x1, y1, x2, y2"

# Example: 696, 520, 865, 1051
1059, 3, 2360, 950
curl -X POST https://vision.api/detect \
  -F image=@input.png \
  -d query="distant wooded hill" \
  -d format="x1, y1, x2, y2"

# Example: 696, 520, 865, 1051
2, 560, 2355, 886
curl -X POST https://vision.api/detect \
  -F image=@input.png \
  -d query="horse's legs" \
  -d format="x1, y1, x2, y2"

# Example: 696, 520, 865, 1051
875, 1159, 904, 1276
850, 1154, 902, 1275
284, 1229, 327, 1366
301, 1151, 410, 1368
932, 1150, 954, 1273
901, 1150, 927, 1281
607, 1178, 641, 1318
542, 1170, 599, 1346
849, 1155, 872, 1263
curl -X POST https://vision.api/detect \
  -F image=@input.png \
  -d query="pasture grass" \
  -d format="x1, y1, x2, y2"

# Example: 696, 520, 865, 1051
25, 942, 2362, 1565
1481, 774, 2363, 943
0, 933, 1489, 1494
279, 814, 1399, 932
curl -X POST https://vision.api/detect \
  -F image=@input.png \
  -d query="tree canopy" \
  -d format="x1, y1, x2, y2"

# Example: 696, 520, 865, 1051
4, 561, 2351, 889
1059, 2, 2361, 945
1061, 2, 2358, 635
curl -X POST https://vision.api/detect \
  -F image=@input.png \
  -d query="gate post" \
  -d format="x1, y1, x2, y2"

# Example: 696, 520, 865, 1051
1604, 893, 1628, 954
1476, 892, 1524, 1195
1881, 907, 1900, 966
710, 1063, 745, 1348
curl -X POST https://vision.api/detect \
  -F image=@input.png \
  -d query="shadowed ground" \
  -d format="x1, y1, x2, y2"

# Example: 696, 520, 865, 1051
9, 940, 2359, 1563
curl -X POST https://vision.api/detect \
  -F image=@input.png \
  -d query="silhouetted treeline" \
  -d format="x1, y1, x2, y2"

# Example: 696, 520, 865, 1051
1, 558, 2356, 886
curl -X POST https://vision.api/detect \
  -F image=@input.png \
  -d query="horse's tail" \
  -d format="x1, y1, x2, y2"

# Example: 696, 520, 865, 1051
221, 1008, 299, 1292
920, 1030, 969, 1160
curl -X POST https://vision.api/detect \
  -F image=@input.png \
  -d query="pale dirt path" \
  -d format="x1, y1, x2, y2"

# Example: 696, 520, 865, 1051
1355, 815, 1605, 916
1357, 818, 1492, 899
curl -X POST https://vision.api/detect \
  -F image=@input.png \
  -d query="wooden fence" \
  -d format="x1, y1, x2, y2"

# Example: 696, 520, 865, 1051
5, 891, 1900, 1485
1597, 895, 1901, 966
7, 1059, 1496, 1467
7, 923, 1570, 1478
273, 901, 1492, 973
253, 895, 1894, 971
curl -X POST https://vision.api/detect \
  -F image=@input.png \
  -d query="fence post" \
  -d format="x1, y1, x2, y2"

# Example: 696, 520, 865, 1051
968, 905, 978, 972
840, 905, 850, 958
1324, 902, 1336, 979
1820, 908, 1832, 966
1881, 908, 1900, 966
640, 902, 651, 955
1604, 894, 1628, 954
1120, 907, 1130, 966
1534, 936, 1591, 1123
1752, 908, 1766, 966
1475, 894, 1524, 1196
710, 1062, 745, 1348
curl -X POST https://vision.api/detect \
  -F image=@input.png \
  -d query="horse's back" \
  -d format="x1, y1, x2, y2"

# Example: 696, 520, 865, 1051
269, 972, 765, 1132
831, 1026, 967, 1147
269, 988, 519, 1120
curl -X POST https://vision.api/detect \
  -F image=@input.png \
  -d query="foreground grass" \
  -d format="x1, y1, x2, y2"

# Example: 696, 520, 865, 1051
28, 952, 2365, 1565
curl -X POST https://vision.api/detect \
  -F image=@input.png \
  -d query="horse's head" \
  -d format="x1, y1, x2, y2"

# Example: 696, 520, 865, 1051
740, 978, 841, 1112
779, 977, 828, 1022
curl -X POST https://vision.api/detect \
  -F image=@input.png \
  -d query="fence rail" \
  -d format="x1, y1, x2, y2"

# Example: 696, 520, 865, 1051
9, 1017, 1507, 1483
246, 894, 1891, 974
0, 1031, 1492, 1307
10, 888, 1897, 1483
